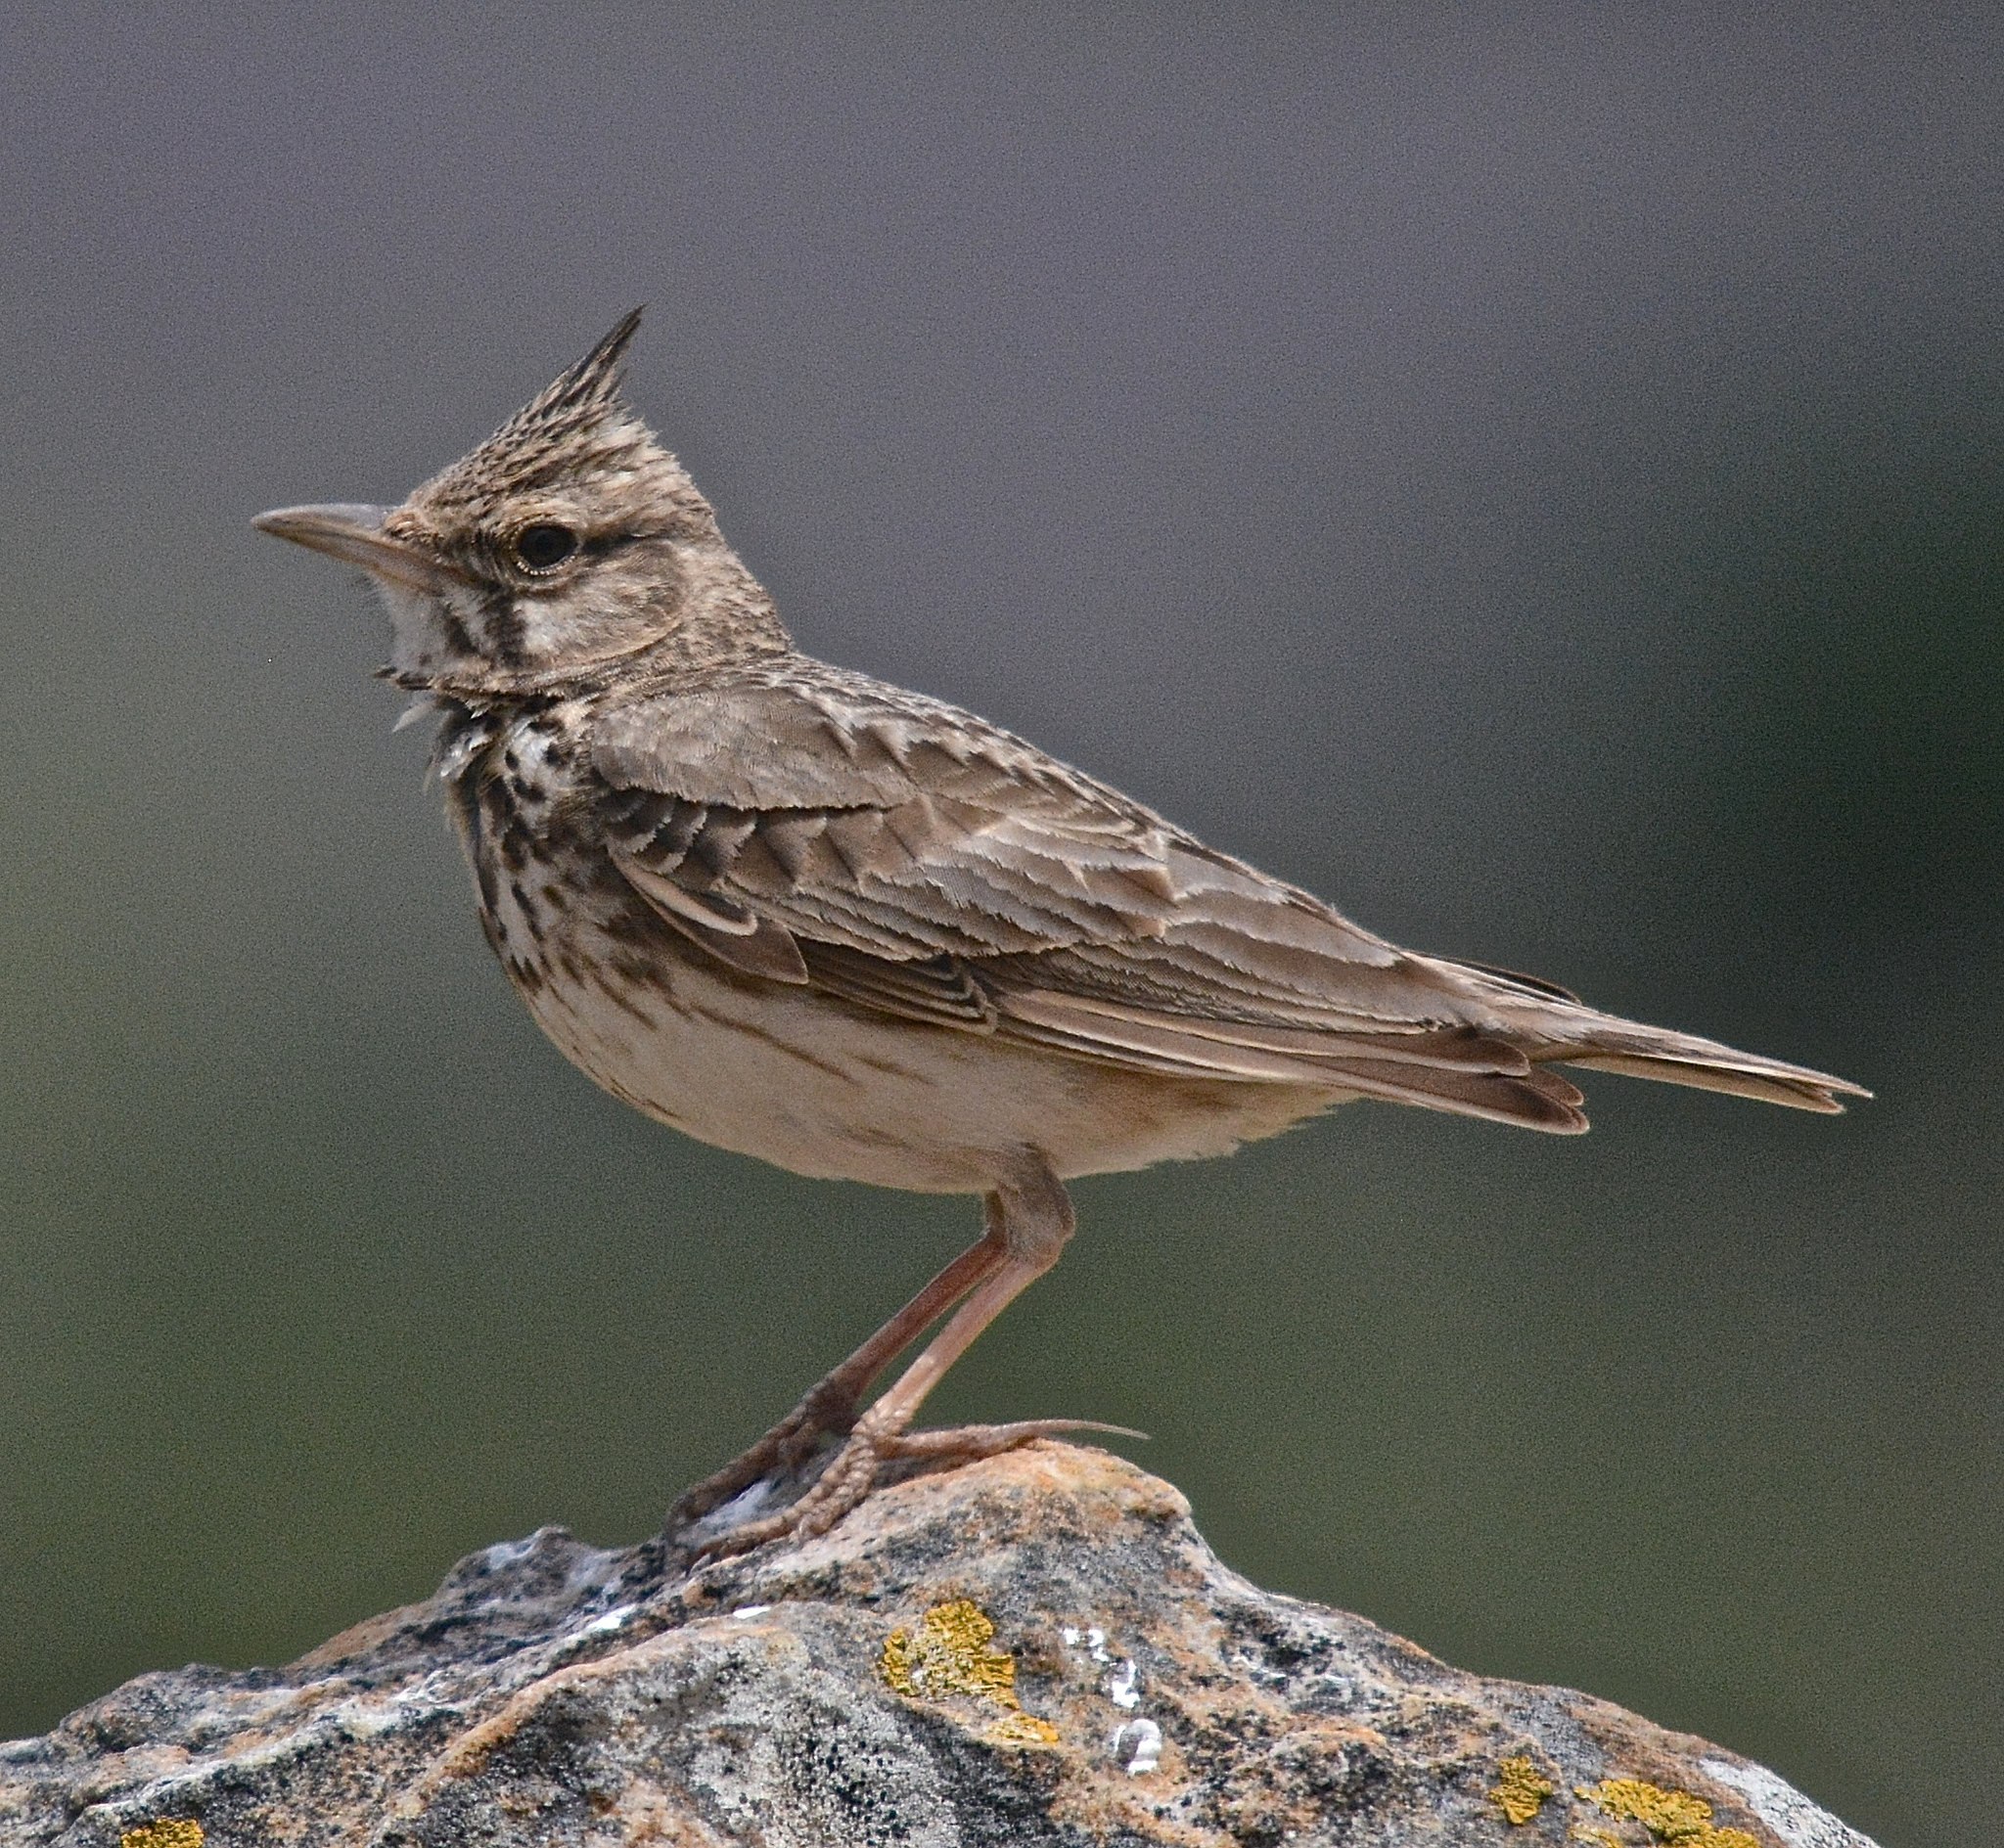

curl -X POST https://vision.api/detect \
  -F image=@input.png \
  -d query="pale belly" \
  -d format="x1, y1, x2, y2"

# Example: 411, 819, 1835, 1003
519, 933, 1343, 1195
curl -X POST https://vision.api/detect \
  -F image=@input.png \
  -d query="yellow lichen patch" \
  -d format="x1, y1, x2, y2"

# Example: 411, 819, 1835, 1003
120, 1825, 205, 1848
985, 1710, 1063, 1746
1489, 1754, 1556, 1825
880, 1600, 1058, 1748
1575, 1778, 1758, 1848
881, 1600, 1021, 1703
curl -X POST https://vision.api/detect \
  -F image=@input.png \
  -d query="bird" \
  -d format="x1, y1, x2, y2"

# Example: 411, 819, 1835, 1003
256, 311, 1867, 1558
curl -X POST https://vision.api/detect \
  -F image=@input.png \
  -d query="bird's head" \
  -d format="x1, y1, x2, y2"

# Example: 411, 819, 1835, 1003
256, 310, 788, 698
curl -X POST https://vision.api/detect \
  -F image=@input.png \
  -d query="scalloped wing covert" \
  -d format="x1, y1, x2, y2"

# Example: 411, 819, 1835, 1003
589, 670, 1866, 1124
588, 672, 1637, 1131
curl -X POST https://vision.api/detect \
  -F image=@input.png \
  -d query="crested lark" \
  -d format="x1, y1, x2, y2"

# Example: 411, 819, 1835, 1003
258, 312, 1866, 1557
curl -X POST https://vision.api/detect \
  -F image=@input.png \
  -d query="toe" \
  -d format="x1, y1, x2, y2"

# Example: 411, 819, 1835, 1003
880, 1419, 1144, 1459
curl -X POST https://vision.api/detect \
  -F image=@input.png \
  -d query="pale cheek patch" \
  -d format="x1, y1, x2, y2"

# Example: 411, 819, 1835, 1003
379, 579, 481, 677
514, 586, 663, 671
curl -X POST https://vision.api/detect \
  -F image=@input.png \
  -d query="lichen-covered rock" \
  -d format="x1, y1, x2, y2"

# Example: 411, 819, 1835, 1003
0, 1445, 1876, 1847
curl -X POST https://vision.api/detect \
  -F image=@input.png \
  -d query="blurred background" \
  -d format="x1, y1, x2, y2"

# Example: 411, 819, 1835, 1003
2, 5, 1998, 1839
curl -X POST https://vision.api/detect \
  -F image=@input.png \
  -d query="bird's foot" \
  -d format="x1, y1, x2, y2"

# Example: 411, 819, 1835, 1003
664, 1377, 865, 1532
673, 1413, 1141, 1564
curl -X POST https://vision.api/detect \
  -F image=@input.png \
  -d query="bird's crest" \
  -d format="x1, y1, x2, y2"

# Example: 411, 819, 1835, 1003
414, 308, 666, 511
491, 307, 645, 452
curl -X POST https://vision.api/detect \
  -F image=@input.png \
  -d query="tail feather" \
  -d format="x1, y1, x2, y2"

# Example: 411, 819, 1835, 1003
1548, 1022, 1868, 1116
1560, 1051, 1856, 1112
1439, 958, 1869, 1118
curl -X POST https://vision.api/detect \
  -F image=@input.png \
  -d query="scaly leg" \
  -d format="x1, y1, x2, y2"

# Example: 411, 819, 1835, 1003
666, 1206, 1011, 1533
692, 1150, 1125, 1560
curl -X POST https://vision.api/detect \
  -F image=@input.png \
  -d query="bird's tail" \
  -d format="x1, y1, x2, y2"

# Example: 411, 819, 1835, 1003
1440, 959, 1869, 1114
1558, 1035, 1866, 1112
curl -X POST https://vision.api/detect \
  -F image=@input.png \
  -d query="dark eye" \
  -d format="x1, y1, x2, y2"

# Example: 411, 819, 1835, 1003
511, 522, 578, 572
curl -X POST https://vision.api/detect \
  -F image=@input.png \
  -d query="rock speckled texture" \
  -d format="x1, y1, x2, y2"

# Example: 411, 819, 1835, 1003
1, 1446, 1878, 1847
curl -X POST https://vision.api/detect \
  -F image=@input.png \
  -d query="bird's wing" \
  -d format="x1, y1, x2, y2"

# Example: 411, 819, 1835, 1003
591, 673, 1600, 1131
594, 678, 1187, 960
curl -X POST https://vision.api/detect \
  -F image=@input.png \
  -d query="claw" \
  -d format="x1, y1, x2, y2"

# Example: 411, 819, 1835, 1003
878, 1418, 1146, 1458
665, 1383, 863, 1531
684, 1420, 1133, 1563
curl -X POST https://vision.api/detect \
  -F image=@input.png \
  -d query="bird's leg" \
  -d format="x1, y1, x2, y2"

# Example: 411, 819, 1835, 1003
665, 1204, 1013, 1532
693, 1151, 1117, 1560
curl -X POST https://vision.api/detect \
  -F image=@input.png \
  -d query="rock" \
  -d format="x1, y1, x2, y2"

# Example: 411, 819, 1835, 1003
1, 1444, 1877, 1847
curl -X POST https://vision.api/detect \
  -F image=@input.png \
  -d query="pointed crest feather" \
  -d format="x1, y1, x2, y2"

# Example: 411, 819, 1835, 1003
410, 309, 684, 514
497, 306, 646, 444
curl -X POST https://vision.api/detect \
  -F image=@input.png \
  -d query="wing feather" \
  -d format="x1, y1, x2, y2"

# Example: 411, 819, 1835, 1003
591, 667, 1864, 1126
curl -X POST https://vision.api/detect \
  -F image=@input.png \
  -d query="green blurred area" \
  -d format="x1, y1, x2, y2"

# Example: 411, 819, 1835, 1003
3, 8, 2000, 1844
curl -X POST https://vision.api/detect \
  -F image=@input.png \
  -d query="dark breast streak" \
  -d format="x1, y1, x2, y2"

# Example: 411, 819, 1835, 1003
435, 699, 906, 1135
438, 699, 663, 1006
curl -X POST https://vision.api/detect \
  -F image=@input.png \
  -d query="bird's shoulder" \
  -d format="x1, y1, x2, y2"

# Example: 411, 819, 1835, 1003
583, 657, 1194, 971
587, 655, 1164, 841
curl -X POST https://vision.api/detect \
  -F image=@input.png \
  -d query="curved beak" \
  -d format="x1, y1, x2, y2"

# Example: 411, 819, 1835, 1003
253, 503, 470, 594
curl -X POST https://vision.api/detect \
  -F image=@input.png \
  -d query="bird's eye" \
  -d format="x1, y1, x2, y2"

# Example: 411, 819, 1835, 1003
511, 522, 579, 572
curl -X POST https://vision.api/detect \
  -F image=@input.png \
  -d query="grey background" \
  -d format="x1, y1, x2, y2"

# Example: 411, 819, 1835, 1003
3, 6, 1998, 1841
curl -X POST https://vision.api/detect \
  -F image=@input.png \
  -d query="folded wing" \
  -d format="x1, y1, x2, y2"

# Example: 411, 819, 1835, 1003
594, 670, 1866, 1132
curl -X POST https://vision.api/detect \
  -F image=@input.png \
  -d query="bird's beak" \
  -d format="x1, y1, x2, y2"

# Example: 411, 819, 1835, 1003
253, 503, 470, 595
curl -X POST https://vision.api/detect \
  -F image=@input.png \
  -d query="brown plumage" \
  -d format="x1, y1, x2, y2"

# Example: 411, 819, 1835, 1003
256, 312, 1867, 1557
